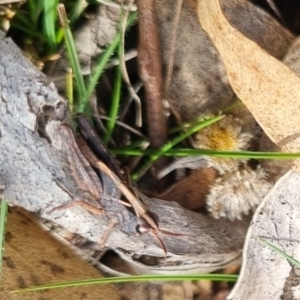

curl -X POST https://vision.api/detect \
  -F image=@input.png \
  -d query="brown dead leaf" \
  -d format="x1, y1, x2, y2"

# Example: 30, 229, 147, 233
196, 1, 300, 298
158, 168, 217, 210
0, 207, 120, 300
197, 0, 300, 152
259, 36, 300, 180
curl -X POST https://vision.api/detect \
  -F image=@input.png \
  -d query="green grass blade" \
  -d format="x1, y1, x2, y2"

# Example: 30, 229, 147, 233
79, 10, 138, 113
80, 34, 120, 112
27, 0, 44, 26
12, 11, 34, 30
257, 237, 300, 268
111, 148, 300, 159
0, 200, 8, 277
10, 22, 45, 40
103, 64, 122, 144
131, 115, 224, 181
42, 0, 58, 50
57, 4, 87, 106
11, 274, 237, 293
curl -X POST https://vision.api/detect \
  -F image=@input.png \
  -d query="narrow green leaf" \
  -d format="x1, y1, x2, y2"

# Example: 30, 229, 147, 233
103, 63, 122, 144
11, 274, 237, 293
42, 0, 58, 50
0, 200, 8, 277
131, 115, 224, 181
13, 11, 34, 29
10, 21, 45, 40
111, 148, 300, 159
78, 10, 138, 113
27, 0, 44, 26
57, 4, 87, 105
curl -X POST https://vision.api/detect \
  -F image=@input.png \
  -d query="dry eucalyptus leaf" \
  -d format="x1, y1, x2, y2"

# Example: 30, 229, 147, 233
259, 37, 300, 181
197, 0, 300, 298
155, 0, 294, 120
197, 0, 300, 152
0, 208, 120, 300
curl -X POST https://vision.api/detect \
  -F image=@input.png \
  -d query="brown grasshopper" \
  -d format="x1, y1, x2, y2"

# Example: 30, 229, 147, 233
55, 117, 182, 254
76, 136, 171, 252
75, 114, 181, 253
53, 124, 104, 215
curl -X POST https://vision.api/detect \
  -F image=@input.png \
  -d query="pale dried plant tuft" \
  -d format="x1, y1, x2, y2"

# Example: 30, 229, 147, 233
206, 165, 272, 221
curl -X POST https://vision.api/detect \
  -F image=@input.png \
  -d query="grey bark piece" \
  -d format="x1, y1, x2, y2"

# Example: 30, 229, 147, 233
0, 31, 249, 273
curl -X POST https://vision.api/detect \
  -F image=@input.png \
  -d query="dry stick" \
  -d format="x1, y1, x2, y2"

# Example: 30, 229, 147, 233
136, 0, 168, 150
118, 80, 143, 122
90, 93, 108, 135
120, 0, 142, 127
164, 0, 183, 94
127, 140, 150, 172
162, 0, 192, 144
99, 115, 146, 138
106, 49, 137, 69
90, 97, 118, 148
136, 0, 169, 184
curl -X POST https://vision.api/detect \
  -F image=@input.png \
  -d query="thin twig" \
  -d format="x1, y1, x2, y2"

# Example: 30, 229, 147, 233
136, 0, 168, 149
119, 80, 143, 121
164, 0, 183, 94
89, 94, 119, 147
99, 115, 146, 138
90, 93, 108, 134
127, 140, 150, 172
106, 49, 137, 68
163, 0, 189, 140
120, 0, 142, 127
157, 0, 197, 151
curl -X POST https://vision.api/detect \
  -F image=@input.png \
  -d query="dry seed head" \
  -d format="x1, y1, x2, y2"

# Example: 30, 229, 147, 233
194, 116, 253, 174
206, 165, 272, 221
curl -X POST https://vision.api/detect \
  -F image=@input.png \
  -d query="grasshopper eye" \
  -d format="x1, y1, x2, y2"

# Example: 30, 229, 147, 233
136, 224, 151, 234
